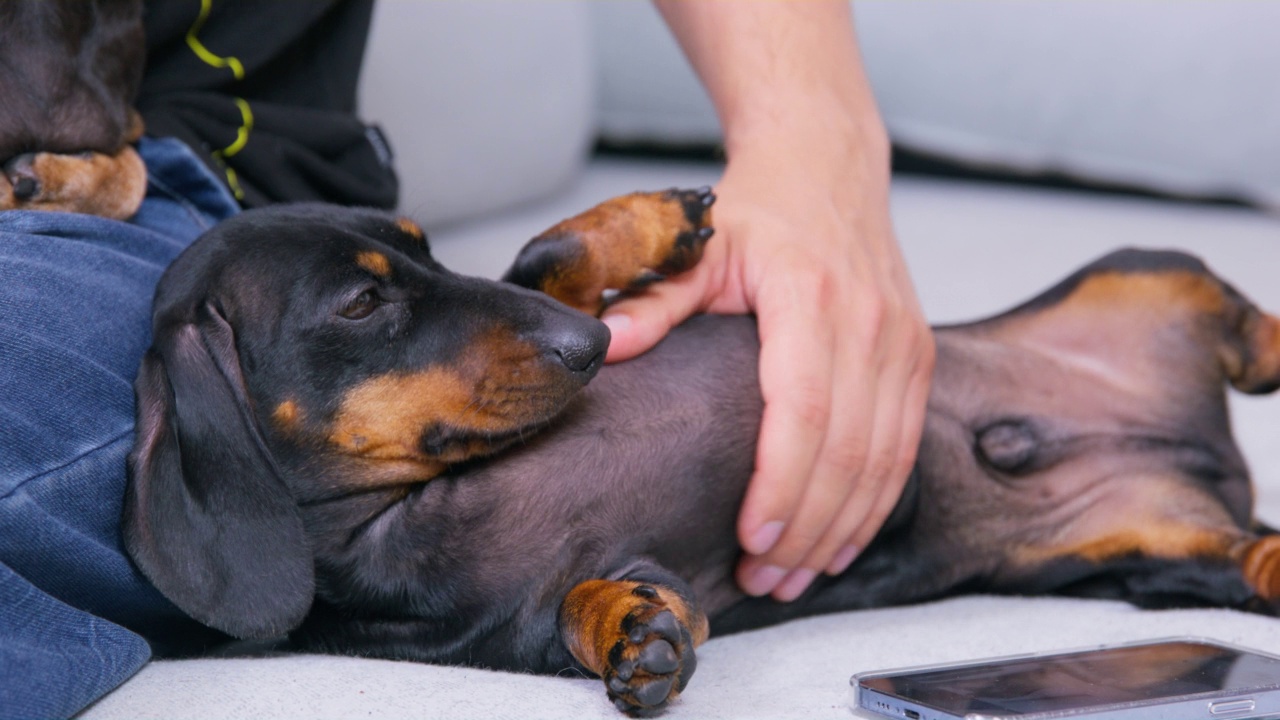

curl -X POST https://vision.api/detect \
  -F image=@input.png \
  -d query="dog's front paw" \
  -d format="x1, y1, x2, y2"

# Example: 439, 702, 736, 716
602, 586, 697, 715
561, 578, 708, 715
651, 186, 715, 278
502, 187, 717, 316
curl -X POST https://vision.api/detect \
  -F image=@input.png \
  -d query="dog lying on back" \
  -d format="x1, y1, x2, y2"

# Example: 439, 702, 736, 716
123, 190, 1280, 714
0, 0, 147, 219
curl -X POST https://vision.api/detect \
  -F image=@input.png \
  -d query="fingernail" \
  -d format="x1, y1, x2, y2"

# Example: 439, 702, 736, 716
601, 313, 631, 334
743, 565, 788, 596
745, 521, 785, 555
826, 544, 861, 575
772, 568, 817, 602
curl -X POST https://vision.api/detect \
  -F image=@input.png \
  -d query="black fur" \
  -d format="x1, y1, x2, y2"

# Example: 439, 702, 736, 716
125, 206, 1278, 689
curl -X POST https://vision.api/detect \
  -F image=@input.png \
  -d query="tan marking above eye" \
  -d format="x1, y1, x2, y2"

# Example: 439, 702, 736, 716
356, 250, 392, 278
272, 399, 302, 430
396, 217, 424, 241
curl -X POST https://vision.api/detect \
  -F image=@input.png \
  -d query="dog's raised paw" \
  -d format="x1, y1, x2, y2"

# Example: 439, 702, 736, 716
502, 187, 718, 316
655, 187, 715, 277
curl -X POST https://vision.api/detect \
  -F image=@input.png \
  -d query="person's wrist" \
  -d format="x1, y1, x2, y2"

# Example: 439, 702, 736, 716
720, 85, 890, 170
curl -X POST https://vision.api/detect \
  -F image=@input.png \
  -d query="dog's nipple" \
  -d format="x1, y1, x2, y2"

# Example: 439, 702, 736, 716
975, 419, 1040, 474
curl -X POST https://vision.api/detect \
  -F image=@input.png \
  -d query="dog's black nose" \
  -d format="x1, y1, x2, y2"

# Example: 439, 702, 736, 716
549, 320, 610, 380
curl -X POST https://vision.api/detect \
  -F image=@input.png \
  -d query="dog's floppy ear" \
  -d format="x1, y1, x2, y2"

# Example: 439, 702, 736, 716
124, 301, 314, 639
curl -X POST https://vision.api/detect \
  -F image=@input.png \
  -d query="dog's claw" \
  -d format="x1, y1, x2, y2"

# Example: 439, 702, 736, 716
632, 585, 659, 600
700, 192, 715, 207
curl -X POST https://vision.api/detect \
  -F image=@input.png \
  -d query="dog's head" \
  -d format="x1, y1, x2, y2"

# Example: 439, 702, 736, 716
124, 204, 609, 639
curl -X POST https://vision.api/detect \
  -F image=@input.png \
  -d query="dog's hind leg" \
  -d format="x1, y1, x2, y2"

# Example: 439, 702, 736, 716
560, 564, 709, 714
954, 249, 1280, 613
502, 187, 716, 316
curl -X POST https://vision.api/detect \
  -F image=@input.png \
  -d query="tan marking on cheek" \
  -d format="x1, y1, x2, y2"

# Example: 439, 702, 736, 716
356, 250, 392, 278
330, 367, 474, 458
396, 217, 424, 241
328, 328, 566, 464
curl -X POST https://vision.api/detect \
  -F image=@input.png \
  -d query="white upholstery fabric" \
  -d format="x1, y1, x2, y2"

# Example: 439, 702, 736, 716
359, 1, 595, 227
591, 1, 1280, 208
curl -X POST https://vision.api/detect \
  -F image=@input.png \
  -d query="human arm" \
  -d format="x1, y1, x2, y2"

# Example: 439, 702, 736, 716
602, 0, 935, 600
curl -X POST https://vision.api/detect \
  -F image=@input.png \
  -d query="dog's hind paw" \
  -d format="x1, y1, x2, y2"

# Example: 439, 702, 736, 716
560, 578, 708, 715
1243, 535, 1280, 603
501, 187, 716, 316
1, 148, 146, 220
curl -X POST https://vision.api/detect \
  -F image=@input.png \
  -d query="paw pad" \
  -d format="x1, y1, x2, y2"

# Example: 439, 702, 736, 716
604, 598, 696, 714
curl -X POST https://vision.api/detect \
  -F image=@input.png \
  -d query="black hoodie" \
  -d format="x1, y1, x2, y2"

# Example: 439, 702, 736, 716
138, 0, 397, 209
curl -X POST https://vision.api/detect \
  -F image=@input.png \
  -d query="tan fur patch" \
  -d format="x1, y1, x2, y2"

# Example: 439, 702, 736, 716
1243, 535, 1280, 600
527, 191, 710, 315
560, 579, 708, 678
396, 217, 424, 241
272, 399, 302, 431
356, 251, 392, 278
0, 147, 146, 220
1015, 523, 1240, 567
326, 328, 569, 472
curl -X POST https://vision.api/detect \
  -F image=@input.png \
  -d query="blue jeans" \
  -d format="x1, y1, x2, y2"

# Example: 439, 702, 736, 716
0, 138, 240, 719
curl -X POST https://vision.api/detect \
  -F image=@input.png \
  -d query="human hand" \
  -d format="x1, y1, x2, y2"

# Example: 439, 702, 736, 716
601, 126, 935, 601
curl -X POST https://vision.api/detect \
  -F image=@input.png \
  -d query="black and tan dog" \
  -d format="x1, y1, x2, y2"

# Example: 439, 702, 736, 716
0, 0, 147, 219
124, 190, 1280, 714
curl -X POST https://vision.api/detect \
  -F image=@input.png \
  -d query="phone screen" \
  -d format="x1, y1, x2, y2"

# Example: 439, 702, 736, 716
860, 640, 1280, 716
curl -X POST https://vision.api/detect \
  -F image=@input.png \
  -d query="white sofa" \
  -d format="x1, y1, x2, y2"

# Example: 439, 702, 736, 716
81, 3, 1280, 718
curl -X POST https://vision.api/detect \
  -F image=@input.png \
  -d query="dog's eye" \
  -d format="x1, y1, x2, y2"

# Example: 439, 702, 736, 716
339, 290, 380, 320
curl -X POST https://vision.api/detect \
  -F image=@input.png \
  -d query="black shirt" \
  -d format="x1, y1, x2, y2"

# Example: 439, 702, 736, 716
138, 0, 397, 209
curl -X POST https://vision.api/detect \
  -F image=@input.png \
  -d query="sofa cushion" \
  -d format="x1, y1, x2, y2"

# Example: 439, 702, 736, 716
591, 1, 1280, 208
358, 1, 595, 227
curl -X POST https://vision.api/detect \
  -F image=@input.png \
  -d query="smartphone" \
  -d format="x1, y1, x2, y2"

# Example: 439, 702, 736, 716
852, 637, 1280, 720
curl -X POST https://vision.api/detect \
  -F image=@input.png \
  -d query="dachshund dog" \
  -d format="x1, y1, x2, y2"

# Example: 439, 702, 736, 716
0, 0, 147, 219
124, 189, 1280, 714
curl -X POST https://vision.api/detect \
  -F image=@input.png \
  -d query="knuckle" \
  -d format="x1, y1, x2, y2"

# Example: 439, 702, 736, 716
821, 441, 869, 477
863, 456, 898, 486
854, 297, 888, 342
786, 383, 832, 432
